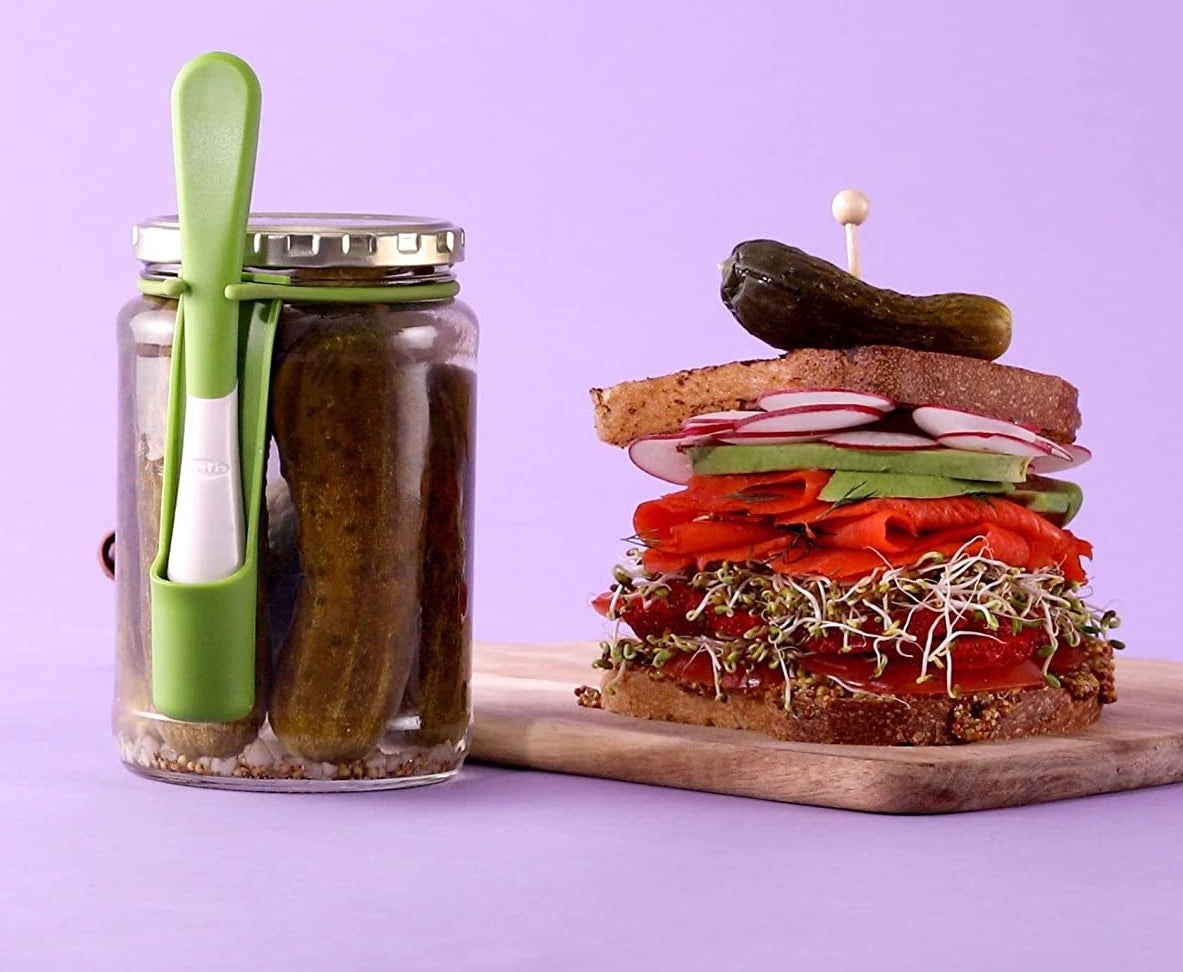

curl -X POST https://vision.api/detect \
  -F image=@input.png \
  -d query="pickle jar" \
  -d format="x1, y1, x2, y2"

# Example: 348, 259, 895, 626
113, 214, 477, 790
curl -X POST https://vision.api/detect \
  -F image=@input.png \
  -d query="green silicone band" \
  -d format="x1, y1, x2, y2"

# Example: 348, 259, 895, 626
226, 280, 460, 303
139, 278, 190, 298
137, 277, 459, 304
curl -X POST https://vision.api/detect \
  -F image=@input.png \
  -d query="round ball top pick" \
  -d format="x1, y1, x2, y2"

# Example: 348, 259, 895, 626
832, 189, 870, 227
831, 189, 870, 277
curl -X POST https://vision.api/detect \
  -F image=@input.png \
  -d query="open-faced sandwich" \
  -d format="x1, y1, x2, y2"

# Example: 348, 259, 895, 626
584, 204, 1122, 745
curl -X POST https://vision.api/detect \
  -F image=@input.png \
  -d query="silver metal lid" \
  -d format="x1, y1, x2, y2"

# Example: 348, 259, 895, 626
132, 213, 465, 268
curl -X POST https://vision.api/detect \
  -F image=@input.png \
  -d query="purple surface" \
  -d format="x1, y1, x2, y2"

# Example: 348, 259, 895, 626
4, 630, 1183, 970
3, 3, 1183, 968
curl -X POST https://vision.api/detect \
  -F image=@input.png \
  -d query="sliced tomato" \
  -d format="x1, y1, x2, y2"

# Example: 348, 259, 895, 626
597, 581, 1091, 697
659, 651, 785, 693
803, 611, 1053, 671
797, 653, 1045, 695
646, 642, 1086, 697
591, 591, 614, 617
798, 641, 1087, 696
594, 583, 763, 641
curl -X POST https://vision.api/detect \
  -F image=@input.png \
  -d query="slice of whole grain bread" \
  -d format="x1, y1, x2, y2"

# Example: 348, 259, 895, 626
599, 658, 1107, 746
590, 345, 1081, 446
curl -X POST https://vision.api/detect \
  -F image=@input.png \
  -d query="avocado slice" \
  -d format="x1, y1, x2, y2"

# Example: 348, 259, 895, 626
1009, 476, 1083, 525
819, 470, 1013, 503
689, 443, 1031, 483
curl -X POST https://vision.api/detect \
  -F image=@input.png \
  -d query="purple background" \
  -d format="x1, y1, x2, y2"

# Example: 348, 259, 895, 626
3, 3, 1182, 969
3, 0, 1177, 654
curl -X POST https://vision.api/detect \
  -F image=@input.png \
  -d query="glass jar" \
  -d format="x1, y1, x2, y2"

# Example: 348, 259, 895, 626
113, 214, 477, 790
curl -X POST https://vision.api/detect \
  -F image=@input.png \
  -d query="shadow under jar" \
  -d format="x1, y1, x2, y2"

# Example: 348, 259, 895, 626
114, 214, 477, 790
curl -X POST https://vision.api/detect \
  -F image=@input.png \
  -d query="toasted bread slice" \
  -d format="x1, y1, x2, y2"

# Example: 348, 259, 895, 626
590, 345, 1081, 447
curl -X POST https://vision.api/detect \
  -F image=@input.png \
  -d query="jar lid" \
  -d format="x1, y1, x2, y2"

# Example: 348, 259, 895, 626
132, 213, 465, 269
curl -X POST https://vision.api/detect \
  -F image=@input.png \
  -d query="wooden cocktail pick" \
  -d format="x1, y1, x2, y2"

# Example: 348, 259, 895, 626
831, 189, 870, 278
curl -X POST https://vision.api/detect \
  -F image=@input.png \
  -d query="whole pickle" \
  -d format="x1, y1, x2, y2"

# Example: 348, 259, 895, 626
268, 317, 424, 763
721, 240, 1012, 360
405, 363, 475, 747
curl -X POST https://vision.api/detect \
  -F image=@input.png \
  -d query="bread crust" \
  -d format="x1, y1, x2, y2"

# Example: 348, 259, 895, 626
590, 345, 1081, 447
598, 659, 1108, 746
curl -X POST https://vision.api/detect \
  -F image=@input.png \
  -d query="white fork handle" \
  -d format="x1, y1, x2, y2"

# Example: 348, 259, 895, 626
167, 388, 245, 583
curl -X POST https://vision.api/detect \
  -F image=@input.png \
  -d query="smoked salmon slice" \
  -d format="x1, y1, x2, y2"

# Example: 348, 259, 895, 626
635, 472, 1091, 582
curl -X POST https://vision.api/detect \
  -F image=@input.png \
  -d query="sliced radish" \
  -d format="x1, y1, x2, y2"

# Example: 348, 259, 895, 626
715, 429, 828, 446
682, 410, 762, 427
913, 405, 1042, 442
677, 419, 734, 436
736, 403, 882, 435
1029, 443, 1092, 474
627, 432, 713, 484
758, 388, 896, 413
680, 410, 761, 435
821, 430, 938, 451
935, 431, 1073, 462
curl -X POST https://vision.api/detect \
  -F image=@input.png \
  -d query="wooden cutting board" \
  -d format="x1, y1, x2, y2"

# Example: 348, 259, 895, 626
469, 642, 1183, 813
